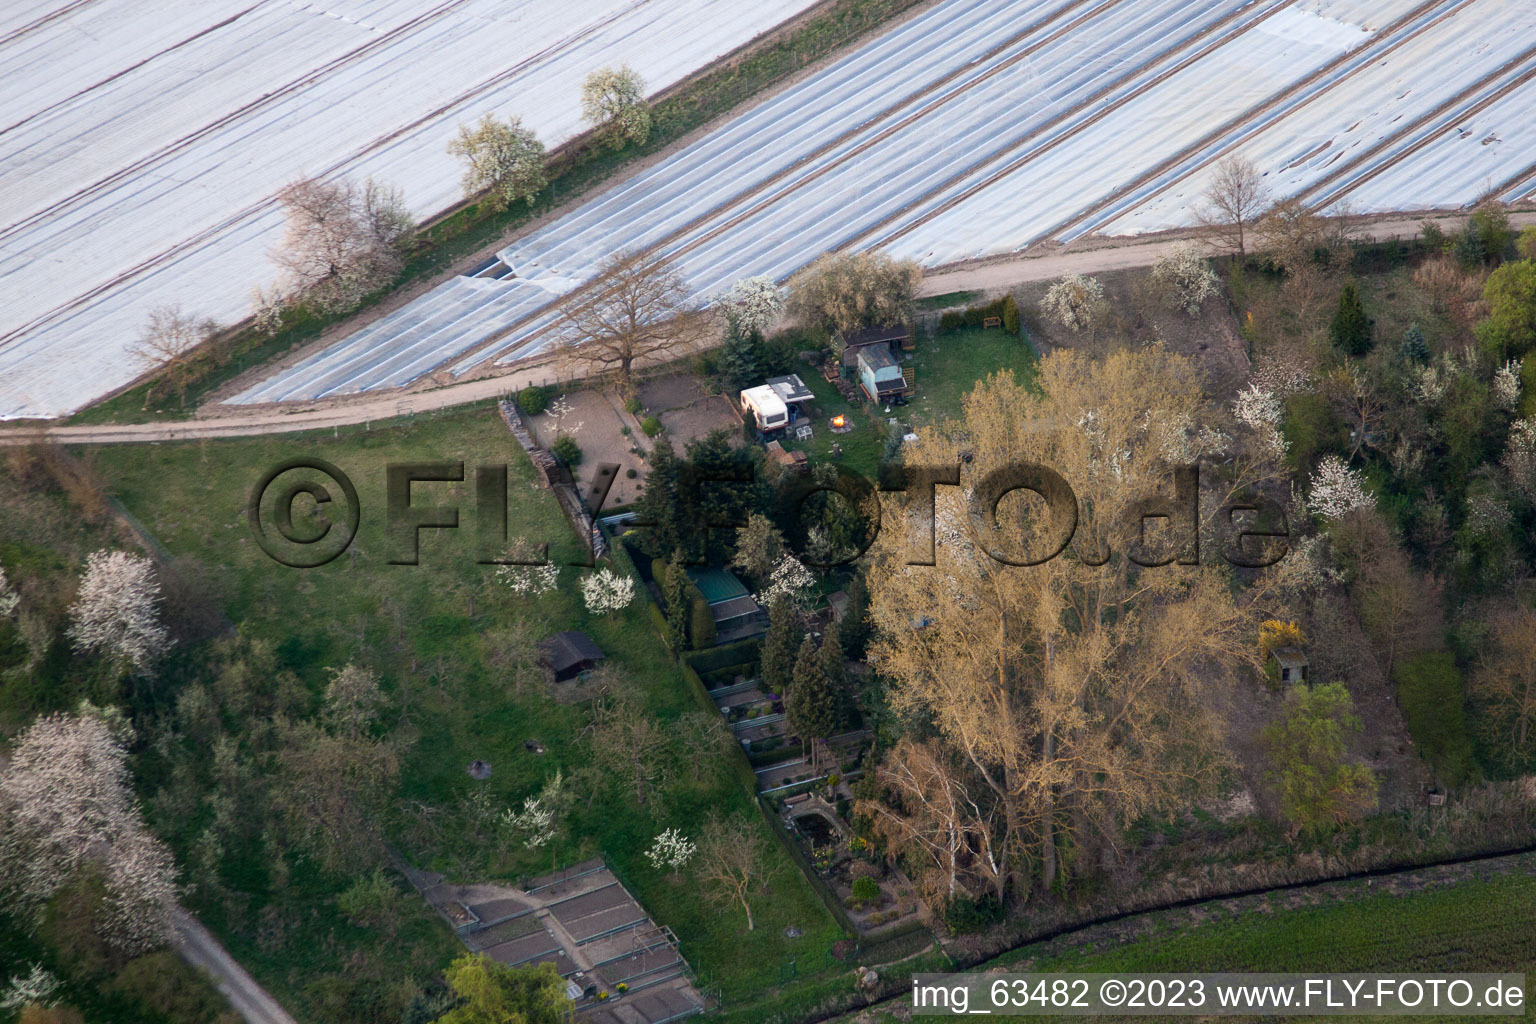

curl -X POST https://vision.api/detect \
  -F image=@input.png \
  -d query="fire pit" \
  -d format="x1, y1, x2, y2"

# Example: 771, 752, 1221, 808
829, 414, 853, 434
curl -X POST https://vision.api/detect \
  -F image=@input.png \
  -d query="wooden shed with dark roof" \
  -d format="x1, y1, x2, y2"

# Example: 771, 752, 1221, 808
540, 630, 605, 682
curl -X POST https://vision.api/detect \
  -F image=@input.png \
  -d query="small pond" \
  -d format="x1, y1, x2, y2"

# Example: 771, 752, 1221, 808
793, 812, 839, 846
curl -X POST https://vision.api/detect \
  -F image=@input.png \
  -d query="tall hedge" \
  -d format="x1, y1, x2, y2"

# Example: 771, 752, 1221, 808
687, 584, 716, 649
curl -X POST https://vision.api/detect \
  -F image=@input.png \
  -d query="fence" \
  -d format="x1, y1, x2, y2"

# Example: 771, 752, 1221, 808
497, 398, 607, 559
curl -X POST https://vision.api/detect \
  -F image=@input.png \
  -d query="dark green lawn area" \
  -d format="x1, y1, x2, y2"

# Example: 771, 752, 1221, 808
88, 405, 842, 1017
773, 327, 1038, 481
906, 325, 1039, 427
838, 870, 1536, 1023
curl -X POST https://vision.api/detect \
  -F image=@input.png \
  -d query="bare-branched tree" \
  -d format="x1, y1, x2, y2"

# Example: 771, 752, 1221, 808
558, 249, 704, 387
696, 813, 766, 931
1198, 155, 1271, 259
127, 306, 219, 408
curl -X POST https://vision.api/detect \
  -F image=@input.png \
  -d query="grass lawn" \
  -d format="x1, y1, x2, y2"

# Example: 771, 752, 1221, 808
778, 360, 891, 480
993, 872, 1536, 976
772, 327, 1038, 481
907, 325, 1039, 428
834, 870, 1536, 1023
86, 404, 843, 1017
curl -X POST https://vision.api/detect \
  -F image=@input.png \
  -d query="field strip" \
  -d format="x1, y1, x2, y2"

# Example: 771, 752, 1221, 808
942, 0, 1469, 247
0, 0, 658, 351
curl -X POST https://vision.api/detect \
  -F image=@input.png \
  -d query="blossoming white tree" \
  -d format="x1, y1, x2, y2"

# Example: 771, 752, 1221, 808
645, 828, 696, 875
580, 568, 635, 614
581, 66, 651, 150
1040, 273, 1107, 333
0, 704, 177, 955
1503, 418, 1536, 504
502, 772, 568, 850
67, 550, 171, 671
1306, 456, 1375, 520
753, 555, 815, 607
1232, 382, 1287, 459
1493, 359, 1523, 412
713, 276, 783, 335
1150, 243, 1221, 314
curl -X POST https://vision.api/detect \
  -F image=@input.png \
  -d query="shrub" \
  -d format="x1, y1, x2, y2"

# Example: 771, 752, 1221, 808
1393, 650, 1476, 785
850, 876, 880, 906
1329, 281, 1372, 355
625, 468, 638, 479
1001, 294, 1021, 336
624, 395, 643, 415
688, 593, 716, 649
1397, 324, 1429, 364
640, 416, 663, 437
850, 860, 882, 880
1150, 242, 1221, 314
938, 310, 965, 331
551, 434, 582, 466
943, 895, 1005, 933
1041, 274, 1107, 333
1479, 260, 1536, 359
1518, 226, 1536, 261
1281, 392, 1344, 470
516, 385, 548, 414
1522, 357, 1536, 418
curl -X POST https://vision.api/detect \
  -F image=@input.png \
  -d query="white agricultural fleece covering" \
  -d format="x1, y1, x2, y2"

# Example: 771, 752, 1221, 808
233, 0, 1536, 407
0, 0, 822, 419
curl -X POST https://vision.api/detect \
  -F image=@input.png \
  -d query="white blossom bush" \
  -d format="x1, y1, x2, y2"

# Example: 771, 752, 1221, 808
1232, 382, 1288, 458
1306, 456, 1375, 521
1150, 243, 1221, 314
0, 705, 177, 954
1493, 358, 1523, 411
503, 797, 557, 848
1040, 274, 1107, 333
645, 828, 696, 873
580, 568, 635, 614
496, 560, 559, 597
754, 555, 815, 607
1268, 533, 1341, 594
250, 286, 285, 336
1503, 418, 1536, 504
502, 772, 567, 849
0, 964, 60, 1011
713, 276, 783, 335
1464, 491, 1513, 540
0, 565, 17, 619
67, 550, 171, 671
1251, 358, 1311, 399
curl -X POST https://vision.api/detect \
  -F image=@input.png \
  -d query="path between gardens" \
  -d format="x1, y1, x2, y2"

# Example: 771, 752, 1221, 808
3, 208, 1534, 448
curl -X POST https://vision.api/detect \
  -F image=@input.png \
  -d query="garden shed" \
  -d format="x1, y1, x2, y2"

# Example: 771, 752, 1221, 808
540, 631, 605, 682
1270, 645, 1309, 686
856, 344, 908, 403
833, 323, 912, 366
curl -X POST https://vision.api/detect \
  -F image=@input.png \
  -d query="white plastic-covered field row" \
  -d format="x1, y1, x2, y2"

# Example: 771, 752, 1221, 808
233, 0, 1536, 407
0, 0, 822, 419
